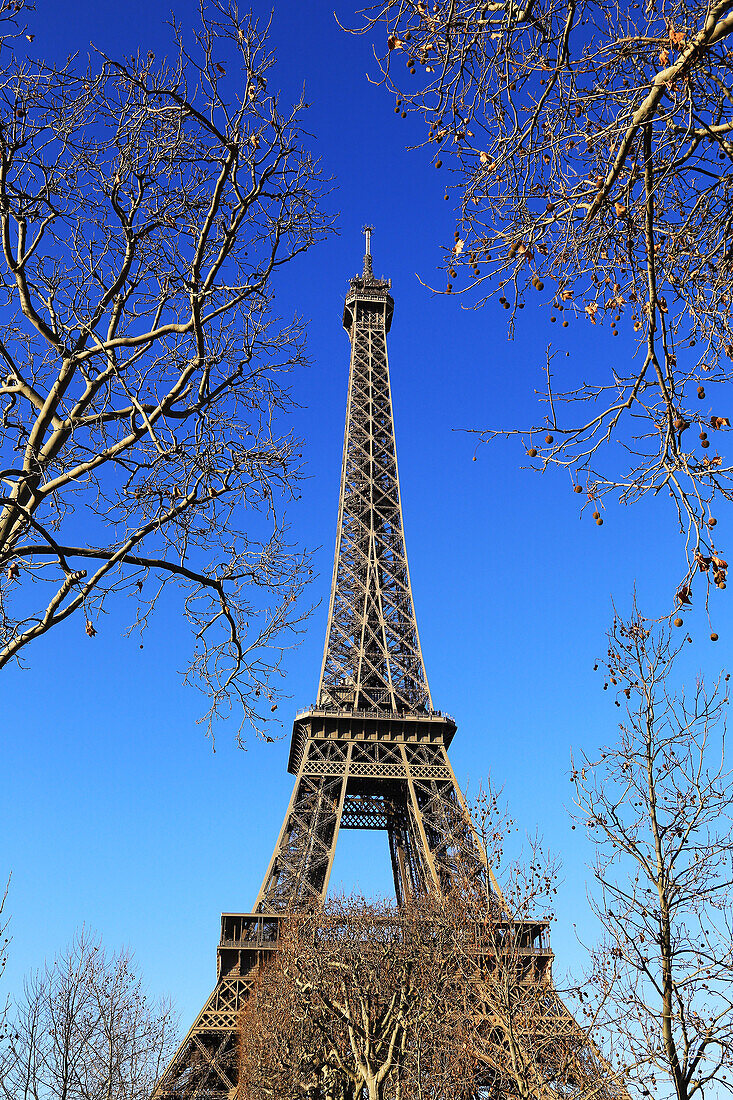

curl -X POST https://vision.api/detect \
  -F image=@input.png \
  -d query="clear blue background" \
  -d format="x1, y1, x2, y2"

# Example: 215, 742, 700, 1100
1, 0, 727, 1035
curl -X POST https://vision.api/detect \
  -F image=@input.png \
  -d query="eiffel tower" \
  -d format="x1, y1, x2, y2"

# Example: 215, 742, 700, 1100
153, 231, 566, 1100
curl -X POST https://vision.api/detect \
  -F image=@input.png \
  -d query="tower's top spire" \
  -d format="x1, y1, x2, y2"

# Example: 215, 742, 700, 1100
362, 224, 374, 281
344, 226, 393, 331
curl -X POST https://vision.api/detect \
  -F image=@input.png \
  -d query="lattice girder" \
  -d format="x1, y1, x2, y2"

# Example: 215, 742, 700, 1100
152, 976, 252, 1100
318, 270, 431, 714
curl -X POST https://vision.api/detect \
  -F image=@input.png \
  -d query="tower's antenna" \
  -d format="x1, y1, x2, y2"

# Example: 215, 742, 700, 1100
362, 224, 374, 280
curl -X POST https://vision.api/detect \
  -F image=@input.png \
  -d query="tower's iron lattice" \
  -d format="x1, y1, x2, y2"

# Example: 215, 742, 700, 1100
153, 233, 615, 1100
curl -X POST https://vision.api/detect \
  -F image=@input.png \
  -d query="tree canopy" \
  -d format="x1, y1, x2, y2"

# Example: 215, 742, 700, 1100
0, 1, 331, 733
353, 0, 733, 618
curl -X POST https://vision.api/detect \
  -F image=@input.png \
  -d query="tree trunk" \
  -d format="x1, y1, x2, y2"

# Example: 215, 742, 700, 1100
365, 1073, 381, 1100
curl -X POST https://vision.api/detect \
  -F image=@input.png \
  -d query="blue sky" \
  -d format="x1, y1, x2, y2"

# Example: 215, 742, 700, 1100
1, 0, 728, 1033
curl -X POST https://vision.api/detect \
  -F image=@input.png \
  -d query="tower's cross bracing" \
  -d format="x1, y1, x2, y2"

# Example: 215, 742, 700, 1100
318, 255, 430, 715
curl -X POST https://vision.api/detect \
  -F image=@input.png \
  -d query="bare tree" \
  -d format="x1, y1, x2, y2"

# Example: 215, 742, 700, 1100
351, 0, 733, 615
237, 937, 336, 1100
238, 895, 459, 1100
238, 799, 623, 1100
0, 876, 9, 1052
0, 0, 331, 734
432, 791, 624, 1100
573, 607, 733, 1100
0, 927, 177, 1100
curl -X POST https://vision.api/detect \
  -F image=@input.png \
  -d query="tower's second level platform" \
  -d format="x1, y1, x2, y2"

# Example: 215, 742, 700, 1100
288, 706, 456, 775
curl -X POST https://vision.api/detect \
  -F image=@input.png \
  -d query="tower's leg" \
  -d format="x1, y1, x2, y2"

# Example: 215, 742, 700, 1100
386, 793, 421, 904
152, 976, 251, 1099
400, 742, 495, 897
254, 742, 353, 911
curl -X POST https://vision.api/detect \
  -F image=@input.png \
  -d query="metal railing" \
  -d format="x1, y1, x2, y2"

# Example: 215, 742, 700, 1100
295, 704, 455, 724
219, 914, 552, 955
